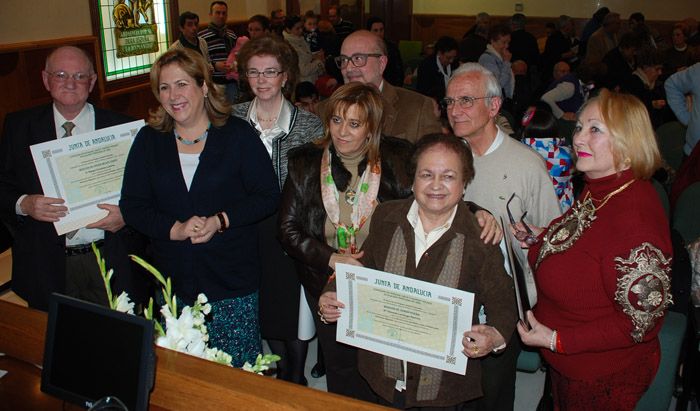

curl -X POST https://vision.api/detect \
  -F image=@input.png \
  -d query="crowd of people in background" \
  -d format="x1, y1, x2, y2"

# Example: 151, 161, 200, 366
2, 1, 699, 409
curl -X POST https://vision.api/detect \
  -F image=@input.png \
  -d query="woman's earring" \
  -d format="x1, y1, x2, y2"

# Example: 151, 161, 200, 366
282, 81, 286, 88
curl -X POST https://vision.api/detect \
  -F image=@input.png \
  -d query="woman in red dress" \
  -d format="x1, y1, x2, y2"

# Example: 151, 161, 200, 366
517, 89, 673, 410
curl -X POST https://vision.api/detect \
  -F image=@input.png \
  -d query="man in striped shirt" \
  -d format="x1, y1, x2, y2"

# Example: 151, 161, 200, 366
198, 1, 238, 103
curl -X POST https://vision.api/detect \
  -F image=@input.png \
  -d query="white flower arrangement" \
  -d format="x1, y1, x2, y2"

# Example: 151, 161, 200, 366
93, 244, 279, 373
95, 243, 135, 315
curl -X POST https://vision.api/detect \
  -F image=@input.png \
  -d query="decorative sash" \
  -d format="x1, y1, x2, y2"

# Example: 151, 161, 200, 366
320, 146, 381, 253
382, 225, 465, 401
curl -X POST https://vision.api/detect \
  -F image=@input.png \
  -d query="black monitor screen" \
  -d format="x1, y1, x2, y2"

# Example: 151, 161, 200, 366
41, 293, 155, 410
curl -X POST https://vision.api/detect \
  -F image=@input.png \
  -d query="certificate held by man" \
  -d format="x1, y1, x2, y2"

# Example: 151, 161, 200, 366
30, 120, 144, 235
335, 263, 474, 375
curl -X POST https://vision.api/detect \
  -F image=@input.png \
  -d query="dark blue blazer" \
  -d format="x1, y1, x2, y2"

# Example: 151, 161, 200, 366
120, 116, 279, 304
0, 104, 139, 310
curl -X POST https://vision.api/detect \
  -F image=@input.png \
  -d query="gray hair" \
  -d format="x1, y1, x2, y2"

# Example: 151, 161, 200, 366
603, 12, 621, 26
557, 15, 573, 30
449, 63, 502, 105
475, 12, 490, 24
511, 13, 526, 30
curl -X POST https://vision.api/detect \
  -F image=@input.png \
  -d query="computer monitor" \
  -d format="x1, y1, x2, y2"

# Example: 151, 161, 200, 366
41, 293, 155, 410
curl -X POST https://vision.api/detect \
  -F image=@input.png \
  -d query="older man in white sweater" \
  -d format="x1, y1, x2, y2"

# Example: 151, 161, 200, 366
444, 63, 561, 411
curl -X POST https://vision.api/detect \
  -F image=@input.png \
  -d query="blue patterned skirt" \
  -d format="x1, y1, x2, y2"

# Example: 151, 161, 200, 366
207, 292, 262, 367
160, 291, 262, 367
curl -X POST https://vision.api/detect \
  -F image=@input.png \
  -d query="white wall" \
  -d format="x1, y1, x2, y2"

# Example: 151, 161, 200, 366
0, 1, 93, 44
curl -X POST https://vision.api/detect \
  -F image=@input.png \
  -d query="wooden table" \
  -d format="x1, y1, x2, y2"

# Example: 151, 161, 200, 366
0, 300, 387, 410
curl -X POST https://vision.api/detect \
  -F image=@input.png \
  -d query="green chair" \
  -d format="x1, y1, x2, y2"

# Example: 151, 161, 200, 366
672, 182, 700, 244
398, 40, 423, 67
516, 349, 542, 372
656, 121, 688, 172
651, 179, 670, 220
634, 311, 687, 411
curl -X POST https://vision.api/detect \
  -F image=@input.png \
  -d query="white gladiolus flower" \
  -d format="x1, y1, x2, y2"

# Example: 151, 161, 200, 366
98, 252, 238, 367
114, 292, 135, 314
197, 293, 208, 304
188, 339, 206, 357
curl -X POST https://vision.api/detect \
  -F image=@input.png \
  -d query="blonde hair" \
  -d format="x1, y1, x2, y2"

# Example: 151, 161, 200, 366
318, 83, 384, 166
148, 48, 230, 131
580, 89, 661, 179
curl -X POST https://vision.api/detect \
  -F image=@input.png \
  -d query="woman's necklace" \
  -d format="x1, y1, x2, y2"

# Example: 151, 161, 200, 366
257, 115, 278, 123
344, 174, 360, 205
536, 179, 635, 268
590, 179, 636, 208
174, 123, 210, 145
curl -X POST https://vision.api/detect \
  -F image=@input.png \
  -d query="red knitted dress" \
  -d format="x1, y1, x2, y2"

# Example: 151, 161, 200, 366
528, 169, 673, 410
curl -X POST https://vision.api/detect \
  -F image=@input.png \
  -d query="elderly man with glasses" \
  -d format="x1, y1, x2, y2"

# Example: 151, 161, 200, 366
0, 46, 146, 311
317, 30, 442, 143
444, 63, 560, 411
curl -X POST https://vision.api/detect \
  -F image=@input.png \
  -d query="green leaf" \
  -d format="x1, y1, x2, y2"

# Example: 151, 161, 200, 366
129, 254, 167, 286
262, 354, 281, 363
94, 243, 114, 305
144, 297, 154, 320
153, 320, 165, 337
171, 294, 177, 317
92, 242, 106, 274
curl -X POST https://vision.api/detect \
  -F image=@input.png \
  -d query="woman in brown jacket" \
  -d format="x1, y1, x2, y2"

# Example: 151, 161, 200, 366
318, 133, 517, 408
278, 84, 502, 400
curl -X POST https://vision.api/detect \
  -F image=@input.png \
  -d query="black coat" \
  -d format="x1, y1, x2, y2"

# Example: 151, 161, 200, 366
510, 29, 541, 70
0, 104, 145, 310
278, 136, 414, 300
120, 116, 280, 304
417, 55, 456, 101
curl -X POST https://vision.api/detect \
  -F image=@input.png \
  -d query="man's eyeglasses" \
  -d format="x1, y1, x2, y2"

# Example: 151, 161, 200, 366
334, 53, 382, 69
47, 71, 93, 82
245, 69, 284, 78
440, 96, 489, 110
506, 193, 539, 246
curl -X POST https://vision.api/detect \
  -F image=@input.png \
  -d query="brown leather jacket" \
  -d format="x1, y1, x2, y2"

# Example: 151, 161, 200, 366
354, 199, 517, 407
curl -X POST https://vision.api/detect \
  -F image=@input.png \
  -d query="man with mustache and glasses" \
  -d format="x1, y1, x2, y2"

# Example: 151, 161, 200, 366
317, 30, 442, 143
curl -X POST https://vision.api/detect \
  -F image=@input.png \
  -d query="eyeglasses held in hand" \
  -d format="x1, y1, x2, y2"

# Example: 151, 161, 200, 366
334, 53, 383, 69
440, 96, 489, 110
47, 71, 93, 82
507, 193, 539, 246
245, 69, 284, 78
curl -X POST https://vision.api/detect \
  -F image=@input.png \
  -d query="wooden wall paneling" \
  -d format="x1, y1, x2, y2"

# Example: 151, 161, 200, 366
411, 14, 678, 48
368, 0, 413, 42
287, 0, 301, 18
0, 37, 99, 128
102, 87, 158, 122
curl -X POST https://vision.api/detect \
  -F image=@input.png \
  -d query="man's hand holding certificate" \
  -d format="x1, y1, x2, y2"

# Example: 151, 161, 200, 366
330, 263, 475, 375
29, 120, 144, 234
